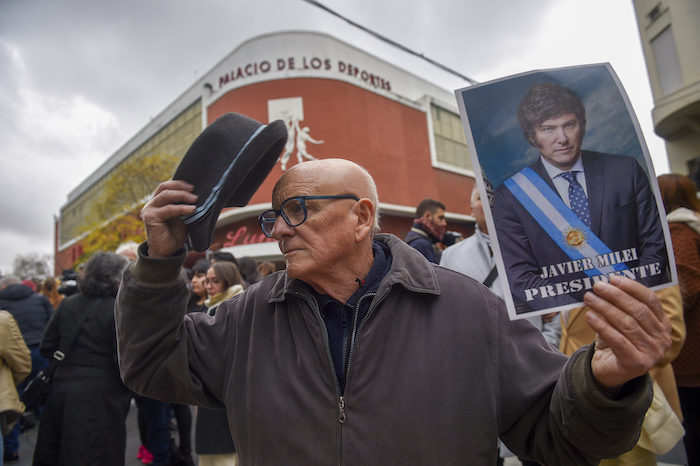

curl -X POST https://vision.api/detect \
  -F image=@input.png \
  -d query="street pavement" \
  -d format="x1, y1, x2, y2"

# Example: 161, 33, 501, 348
11, 401, 197, 466
10, 402, 688, 465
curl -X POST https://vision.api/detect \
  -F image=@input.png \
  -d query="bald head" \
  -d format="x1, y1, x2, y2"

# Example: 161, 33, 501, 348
273, 159, 380, 231
268, 159, 379, 300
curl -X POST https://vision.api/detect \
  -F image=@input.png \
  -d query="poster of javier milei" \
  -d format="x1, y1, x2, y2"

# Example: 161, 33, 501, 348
455, 63, 676, 320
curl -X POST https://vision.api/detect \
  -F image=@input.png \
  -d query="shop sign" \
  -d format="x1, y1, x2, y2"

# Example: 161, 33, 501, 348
223, 226, 277, 247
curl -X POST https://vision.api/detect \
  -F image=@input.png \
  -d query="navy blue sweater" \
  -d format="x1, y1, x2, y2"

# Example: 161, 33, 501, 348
312, 240, 392, 393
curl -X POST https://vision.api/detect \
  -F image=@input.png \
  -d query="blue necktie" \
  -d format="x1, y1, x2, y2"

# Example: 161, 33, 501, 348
560, 171, 591, 227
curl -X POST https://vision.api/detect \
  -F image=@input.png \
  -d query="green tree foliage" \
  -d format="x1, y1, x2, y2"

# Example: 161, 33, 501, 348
12, 252, 53, 280
77, 211, 145, 265
89, 151, 179, 223
76, 151, 178, 266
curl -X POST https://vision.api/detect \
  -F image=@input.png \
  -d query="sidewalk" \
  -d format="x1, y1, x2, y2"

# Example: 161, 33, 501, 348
11, 402, 197, 466
11, 404, 687, 465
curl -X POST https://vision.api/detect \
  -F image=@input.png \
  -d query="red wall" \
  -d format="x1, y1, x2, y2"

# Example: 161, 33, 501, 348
207, 78, 473, 217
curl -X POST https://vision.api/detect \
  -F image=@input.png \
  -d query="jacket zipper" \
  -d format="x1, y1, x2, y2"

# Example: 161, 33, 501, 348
294, 286, 391, 464
338, 395, 346, 423
294, 292, 344, 414
344, 287, 392, 396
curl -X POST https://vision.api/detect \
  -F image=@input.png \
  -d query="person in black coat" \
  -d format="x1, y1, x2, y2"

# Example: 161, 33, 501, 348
32, 252, 132, 465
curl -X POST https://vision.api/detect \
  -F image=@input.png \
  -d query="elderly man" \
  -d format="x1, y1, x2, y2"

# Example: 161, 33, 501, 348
116, 158, 670, 464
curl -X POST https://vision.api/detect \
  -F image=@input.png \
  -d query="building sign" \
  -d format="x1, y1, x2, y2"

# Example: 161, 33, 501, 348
223, 226, 277, 248
205, 32, 456, 120
218, 56, 392, 92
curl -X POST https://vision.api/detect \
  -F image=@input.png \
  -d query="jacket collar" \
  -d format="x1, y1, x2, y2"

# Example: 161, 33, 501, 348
667, 207, 700, 236
267, 233, 441, 304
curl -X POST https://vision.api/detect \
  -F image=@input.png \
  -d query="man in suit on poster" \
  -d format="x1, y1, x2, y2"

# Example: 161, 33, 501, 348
493, 83, 669, 313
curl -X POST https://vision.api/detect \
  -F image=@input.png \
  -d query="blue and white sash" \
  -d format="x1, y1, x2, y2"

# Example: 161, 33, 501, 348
503, 167, 627, 276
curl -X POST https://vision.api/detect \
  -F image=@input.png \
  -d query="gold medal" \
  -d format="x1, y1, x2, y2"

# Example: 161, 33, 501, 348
562, 226, 587, 250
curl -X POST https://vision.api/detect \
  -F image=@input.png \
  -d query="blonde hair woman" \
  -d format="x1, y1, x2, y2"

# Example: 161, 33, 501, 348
39, 278, 63, 309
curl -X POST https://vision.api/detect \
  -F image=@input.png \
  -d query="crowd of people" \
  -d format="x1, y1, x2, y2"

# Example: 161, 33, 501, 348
0, 162, 699, 465
106, 156, 677, 466
0, 246, 277, 465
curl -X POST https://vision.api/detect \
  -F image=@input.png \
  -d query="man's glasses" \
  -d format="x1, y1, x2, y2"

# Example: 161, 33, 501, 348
258, 195, 360, 238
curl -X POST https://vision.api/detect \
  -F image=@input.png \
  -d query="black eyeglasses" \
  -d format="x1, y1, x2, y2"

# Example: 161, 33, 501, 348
258, 195, 360, 238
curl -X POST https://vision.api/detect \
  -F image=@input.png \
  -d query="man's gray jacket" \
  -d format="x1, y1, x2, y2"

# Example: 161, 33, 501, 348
116, 233, 651, 465
439, 224, 561, 347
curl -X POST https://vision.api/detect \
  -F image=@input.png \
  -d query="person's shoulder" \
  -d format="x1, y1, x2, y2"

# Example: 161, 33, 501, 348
0, 284, 31, 302
0, 310, 22, 344
238, 269, 288, 304
582, 150, 640, 168
670, 221, 700, 240
441, 234, 478, 260
434, 262, 493, 295
494, 162, 540, 197
34, 292, 53, 305
590, 152, 652, 189
433, 266, 504, 326
405, 228, 429, 243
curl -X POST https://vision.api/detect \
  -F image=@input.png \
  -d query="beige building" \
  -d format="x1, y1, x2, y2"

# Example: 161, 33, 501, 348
633, 0, 700, 178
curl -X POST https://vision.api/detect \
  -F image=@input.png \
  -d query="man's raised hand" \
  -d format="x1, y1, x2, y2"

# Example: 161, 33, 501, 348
140, 180, 198, 258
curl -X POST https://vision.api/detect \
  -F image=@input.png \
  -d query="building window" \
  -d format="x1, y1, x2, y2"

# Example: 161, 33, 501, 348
431, 104, 472, 172
651, 26, 683, 96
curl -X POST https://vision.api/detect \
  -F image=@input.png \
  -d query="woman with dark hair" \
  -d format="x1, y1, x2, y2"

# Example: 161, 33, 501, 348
658, 173, 700, 466
187, 259, 211, 314
196, 261, 246, 466
237, 256, 262, 286
33, 251, 132, 465
203, 262, 245, 315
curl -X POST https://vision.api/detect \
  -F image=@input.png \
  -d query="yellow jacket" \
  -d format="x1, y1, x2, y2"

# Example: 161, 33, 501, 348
0, 310, 31, 434
560, 285, 686, 419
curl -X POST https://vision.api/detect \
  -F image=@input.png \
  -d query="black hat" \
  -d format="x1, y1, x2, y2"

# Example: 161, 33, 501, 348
173, 113, 287, 252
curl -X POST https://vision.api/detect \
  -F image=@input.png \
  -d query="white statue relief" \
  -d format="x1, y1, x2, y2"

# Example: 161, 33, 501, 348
269, 98, 324, 171
277, 114, 324, 171
278, 114, 298, 171
295, 121, 324, 165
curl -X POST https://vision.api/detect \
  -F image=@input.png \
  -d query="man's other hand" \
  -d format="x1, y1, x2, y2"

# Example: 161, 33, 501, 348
583, 276, 672, 392
140, 180, 198, 258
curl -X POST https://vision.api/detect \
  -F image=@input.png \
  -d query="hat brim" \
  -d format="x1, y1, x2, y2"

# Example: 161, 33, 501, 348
172, 113, 287, 252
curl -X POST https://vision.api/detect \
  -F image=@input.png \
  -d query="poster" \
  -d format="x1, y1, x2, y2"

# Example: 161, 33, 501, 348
455, 63, 676, 319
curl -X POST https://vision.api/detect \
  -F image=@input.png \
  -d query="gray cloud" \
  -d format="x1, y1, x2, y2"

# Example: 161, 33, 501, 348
0, 0, 664, 274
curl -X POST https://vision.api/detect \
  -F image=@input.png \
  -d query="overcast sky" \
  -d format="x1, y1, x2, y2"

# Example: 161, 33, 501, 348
0, 0, 665, 276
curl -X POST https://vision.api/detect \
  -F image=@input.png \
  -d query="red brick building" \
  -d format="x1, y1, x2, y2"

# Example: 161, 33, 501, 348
56, 31, 476, 272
